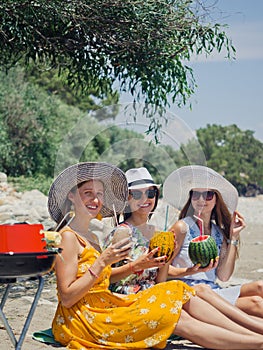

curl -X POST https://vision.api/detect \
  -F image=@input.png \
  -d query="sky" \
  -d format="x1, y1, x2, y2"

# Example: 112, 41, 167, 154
120, 0, 263, 142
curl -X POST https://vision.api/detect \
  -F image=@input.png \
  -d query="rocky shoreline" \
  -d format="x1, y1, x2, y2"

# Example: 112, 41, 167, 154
1, 172, 263, 229
0, 174, 54, 228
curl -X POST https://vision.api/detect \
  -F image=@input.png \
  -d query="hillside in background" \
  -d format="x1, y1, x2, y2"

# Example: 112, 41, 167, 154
0, 67, 262, 196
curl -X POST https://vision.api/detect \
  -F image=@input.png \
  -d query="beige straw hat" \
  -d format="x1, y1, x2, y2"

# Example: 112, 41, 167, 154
48, 162, 128, 223
163, 165, 238, 212
125, 167, 161, 190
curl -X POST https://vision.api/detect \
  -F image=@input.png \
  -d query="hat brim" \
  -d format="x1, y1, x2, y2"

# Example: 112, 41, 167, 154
128, 183, 161, 190
48, 162, 128, 223
163, 165, 238, 213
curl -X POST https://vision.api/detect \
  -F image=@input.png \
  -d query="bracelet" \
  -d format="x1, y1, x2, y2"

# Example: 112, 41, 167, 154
227, 239, 239, 247
88, 267, 99, 279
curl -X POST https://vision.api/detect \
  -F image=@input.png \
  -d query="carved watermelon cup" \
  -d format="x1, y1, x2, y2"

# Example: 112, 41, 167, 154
188, 235, 218, 268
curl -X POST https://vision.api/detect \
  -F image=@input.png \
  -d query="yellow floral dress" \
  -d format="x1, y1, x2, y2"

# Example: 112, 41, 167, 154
52, 229, 195, 349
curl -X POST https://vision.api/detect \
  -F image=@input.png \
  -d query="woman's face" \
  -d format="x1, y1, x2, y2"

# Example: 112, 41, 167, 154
68, 180, 104, 218
190, 188, 216, 215
128, 186, 157, 216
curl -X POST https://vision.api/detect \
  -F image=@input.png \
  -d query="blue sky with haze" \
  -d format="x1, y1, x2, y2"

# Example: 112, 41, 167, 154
172, 0, 263, 142
120, 0, 263, 142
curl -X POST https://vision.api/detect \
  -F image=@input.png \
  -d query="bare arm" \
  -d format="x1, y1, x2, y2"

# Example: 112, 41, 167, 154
167, 220, 188, 279
156, 260, 170, 283
168, 260, 219, 279
216, 211, 246, 282
55, 230, 132, 308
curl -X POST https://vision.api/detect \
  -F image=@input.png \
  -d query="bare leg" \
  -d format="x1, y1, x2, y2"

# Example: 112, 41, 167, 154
175, 309, 263, 350
236, 281, 263, 317
240, 280, 263, 297
194, 283, 263, 334
236, 296, 263, 318
183, 295, 259, 335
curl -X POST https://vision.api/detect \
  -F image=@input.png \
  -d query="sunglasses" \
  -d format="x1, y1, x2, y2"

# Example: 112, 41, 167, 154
190, 190, 215, 201
129, 189, 157, 200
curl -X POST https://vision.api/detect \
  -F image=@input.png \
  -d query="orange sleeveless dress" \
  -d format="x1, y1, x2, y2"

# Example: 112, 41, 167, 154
52, 227, 195, 349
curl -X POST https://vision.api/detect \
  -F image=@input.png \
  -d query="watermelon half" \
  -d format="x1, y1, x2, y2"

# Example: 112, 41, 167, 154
188, 235, 218, 268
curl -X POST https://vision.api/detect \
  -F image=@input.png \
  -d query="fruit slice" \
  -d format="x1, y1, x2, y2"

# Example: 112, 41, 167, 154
41, 230, 62, 248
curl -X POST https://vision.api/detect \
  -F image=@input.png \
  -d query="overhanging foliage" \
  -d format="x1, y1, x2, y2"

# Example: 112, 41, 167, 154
0, 0, 235, 134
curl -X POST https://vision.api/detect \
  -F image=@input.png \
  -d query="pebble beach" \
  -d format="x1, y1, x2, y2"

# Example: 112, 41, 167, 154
0, 176, 262, 350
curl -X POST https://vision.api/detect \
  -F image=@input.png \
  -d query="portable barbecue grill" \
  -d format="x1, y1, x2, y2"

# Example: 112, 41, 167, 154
0, 223, 59, 350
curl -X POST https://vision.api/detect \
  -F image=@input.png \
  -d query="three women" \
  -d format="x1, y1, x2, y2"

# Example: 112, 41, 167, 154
48, 162, 263, 349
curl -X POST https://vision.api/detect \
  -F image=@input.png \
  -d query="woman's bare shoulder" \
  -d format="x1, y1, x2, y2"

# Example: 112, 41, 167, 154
59, 228, 80, 247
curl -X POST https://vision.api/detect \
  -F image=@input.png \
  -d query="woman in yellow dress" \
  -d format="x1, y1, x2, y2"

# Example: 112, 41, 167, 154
48, 162, 263, 349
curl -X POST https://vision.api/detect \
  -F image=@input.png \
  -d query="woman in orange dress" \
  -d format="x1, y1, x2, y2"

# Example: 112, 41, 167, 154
48, 162, 263, 349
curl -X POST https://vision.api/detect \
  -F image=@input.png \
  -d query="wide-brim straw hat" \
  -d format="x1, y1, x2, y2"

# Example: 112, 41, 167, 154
125, 167, 161, 190
48, 162, 128, 223
163, 165, 238, 213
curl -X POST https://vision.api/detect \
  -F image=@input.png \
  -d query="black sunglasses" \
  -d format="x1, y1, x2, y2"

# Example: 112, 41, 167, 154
190, 190, 215, 201
129, 189, 157, 200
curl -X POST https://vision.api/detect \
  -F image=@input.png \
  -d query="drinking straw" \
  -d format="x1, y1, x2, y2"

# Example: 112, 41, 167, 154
164, 205, 169, 231
193, 211, 204, 236
112, 204, 119, 226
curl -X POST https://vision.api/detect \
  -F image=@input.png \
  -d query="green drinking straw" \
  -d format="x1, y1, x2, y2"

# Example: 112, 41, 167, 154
164, 205, 169, 231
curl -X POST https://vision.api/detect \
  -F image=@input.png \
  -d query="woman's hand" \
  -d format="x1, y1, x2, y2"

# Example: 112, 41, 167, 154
230, 211, 246, 240
100, 237, 132, 266
186, 256, 219, 274
131, 248, 167, 272
129, 231, 179, 272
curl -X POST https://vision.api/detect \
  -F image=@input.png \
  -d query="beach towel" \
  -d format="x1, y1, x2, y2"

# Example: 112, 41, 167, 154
32, 327, 182, 347
32, 328, 62, 347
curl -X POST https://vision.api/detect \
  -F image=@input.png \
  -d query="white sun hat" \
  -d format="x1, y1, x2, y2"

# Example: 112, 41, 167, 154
125, 167, 161, 190
48, 162, 128, 223
163, 165, 238, 213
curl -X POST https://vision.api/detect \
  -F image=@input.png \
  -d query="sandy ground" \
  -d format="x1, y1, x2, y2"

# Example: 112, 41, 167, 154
0, 197, 262, 350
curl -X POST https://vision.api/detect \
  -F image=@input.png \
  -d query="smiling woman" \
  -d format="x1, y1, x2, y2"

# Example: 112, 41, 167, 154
48, 162, 128, 227
164, 165, 263, 318
103, 167, 164, 294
